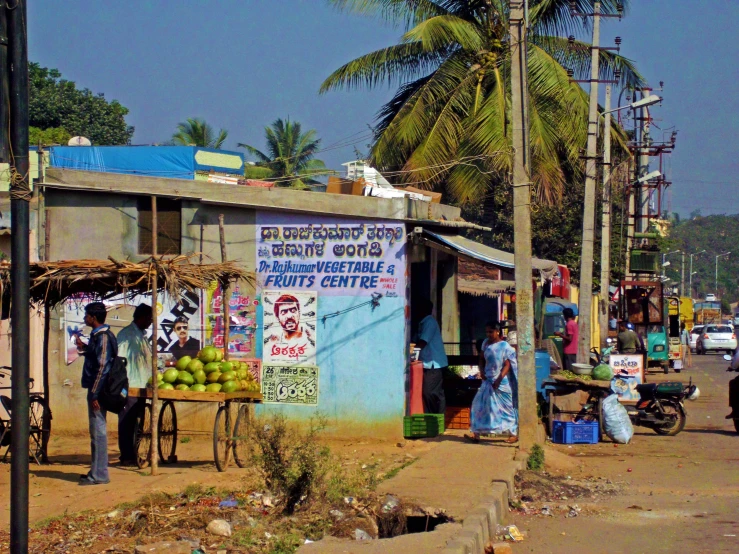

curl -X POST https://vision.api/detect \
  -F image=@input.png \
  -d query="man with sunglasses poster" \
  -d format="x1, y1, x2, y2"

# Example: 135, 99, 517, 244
167, 316, 201, 360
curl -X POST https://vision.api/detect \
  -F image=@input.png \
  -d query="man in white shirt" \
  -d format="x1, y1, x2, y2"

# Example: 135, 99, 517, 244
116, 304, 152, 466
415, 299, 447, 415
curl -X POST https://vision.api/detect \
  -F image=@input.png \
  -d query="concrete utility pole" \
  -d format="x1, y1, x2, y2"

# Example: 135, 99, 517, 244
577, 1, 601, 363
680, 251, 685, 298
599, 85, 612, 348
509, 1, 537, 449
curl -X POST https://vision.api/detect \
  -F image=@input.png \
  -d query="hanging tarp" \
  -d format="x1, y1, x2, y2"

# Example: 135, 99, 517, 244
49, 146, 244, 179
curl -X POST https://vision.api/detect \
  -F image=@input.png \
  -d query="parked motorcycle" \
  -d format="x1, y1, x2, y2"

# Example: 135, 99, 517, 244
723, 354, 739, 434
621, 379, 699, 436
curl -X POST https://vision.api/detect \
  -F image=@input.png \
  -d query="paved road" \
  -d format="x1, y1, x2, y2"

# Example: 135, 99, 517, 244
513, 353, 739, 554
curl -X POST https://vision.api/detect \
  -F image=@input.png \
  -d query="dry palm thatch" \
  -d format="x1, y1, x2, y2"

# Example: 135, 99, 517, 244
0, 255, 253, 308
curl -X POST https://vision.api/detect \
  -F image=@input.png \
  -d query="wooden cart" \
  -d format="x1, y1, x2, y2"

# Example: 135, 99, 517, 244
128, 388, 263, 472
542, 375, 613, 439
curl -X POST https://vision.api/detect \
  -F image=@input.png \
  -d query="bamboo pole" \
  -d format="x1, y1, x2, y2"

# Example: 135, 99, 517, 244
219, 214, 230, 361
41, 303, 51, 463
149, 196, 159, 476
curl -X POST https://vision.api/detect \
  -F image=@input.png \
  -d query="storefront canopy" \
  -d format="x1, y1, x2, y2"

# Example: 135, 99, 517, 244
422, 230, 558, 278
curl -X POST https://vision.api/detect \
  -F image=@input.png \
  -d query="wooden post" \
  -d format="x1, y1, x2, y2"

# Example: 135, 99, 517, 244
41, 303, 51, 463
149, 196, 159, 476
218, 214, 230, 361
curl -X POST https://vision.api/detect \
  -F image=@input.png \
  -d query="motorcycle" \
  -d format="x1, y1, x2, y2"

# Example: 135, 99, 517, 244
723, 354, 739, 434
622, 378, 699, 436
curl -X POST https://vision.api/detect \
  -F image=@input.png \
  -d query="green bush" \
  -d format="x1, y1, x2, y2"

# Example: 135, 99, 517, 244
527, 443, 545, 471
249, 414, 329, 514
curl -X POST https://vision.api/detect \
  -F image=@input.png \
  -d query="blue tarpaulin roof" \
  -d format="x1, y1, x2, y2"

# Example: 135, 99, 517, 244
49, 146, 244, 179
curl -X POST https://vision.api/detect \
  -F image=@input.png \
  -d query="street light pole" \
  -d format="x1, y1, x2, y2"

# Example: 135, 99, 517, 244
509, 0, 536, 450
715, 252, 730, 295
599, 85, 612, 348
689, 250, 706, 299
680, 251, 685, 298
577, 0, 601, 364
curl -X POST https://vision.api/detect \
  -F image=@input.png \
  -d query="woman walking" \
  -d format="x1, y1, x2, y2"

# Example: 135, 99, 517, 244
466, 322, 518, 444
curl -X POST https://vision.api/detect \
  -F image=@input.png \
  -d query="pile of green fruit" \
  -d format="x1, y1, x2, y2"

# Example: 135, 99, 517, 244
560, 370, 592, 381
148, 345, 260, 394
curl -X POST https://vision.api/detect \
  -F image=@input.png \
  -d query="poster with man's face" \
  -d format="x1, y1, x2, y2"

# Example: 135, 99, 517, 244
263, 290, 317, 365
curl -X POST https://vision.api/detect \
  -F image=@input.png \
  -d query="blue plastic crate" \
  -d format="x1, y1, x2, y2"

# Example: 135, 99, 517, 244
552, 420, 599, 444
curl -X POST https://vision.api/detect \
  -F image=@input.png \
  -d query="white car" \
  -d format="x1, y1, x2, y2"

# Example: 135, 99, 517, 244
689, 325, 703, 353
705, 294, 717, 302
696, 324, 737, 355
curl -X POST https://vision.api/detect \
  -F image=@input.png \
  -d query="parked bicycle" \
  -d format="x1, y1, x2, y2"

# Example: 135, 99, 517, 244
0, 366, 52, 464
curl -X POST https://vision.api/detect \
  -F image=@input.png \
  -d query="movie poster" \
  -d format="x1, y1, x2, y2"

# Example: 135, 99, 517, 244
262, 290, 317, 365
261, 364, 319, 405
203, 281, 257, 358
64, 292, 202, 365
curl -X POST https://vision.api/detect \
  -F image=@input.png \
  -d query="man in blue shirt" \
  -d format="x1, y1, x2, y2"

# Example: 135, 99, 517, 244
415, 299, 447, 415
75, 302, 116, 485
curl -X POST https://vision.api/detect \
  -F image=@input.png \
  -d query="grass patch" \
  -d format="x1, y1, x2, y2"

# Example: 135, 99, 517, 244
383, 457, 417, 481
527, 443, 545, 471
179, 437, 191, 444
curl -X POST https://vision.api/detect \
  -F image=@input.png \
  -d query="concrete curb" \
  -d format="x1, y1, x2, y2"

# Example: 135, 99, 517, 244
440, 459, 524, 554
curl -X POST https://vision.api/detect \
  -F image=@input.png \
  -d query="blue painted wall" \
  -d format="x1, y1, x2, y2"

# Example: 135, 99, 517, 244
255, 295, 407, 424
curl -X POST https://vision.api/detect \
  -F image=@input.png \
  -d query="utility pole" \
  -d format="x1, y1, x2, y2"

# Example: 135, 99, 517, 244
715, 252, 730, 295
599, 85, 612, 348
7, 1, 31, 552
689, 250, 705, 299
0, 7, 9, 161
577, 1, 601, 363
680, 251, 685, 298
509, 0, 536, 449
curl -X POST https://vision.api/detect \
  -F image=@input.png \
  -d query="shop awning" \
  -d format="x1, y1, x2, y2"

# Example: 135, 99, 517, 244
422, 230, 558, 277
458, 278, 515, 298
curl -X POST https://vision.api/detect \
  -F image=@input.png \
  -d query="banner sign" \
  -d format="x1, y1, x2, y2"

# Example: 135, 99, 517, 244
262, 290, 317, 365
609, 354, 644, 402
261, 364, 319, 405
256, 213, 405, 297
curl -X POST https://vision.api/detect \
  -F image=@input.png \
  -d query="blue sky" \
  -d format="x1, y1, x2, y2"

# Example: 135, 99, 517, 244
29, 1, 738, 216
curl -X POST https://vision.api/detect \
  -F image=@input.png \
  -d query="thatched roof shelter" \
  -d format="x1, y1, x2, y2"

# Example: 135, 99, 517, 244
0, 255, 253, 308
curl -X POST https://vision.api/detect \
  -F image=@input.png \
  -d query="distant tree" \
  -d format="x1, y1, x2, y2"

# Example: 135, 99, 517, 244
29, 63, 134, 145
689, 209, 702, 219
29, 126, 71, 146
239, 118, 330, 189
171, 118, 228, 149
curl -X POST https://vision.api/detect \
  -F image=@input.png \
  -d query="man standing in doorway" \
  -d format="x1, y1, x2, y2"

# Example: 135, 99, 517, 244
556, 308, 578, 370
117, 304, 153, 466
75, 302, 116, 485
415, 299, 447, 415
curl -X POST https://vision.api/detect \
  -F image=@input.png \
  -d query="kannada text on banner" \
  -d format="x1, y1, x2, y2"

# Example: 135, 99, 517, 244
261, 364, 319, 405
256, 213, 406, 297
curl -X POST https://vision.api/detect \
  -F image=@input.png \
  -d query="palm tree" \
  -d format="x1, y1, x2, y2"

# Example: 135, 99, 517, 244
321, 0, 644, 205
238, 118, 330, 189
172, 118, 228, 149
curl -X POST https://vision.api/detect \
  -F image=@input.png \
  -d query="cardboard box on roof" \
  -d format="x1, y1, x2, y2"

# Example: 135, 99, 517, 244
327, 176, 365, 196
404, 186, 441, 203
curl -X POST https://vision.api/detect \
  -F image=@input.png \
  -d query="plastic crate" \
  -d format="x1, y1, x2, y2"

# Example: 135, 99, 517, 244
445, 407, 471, 430
403, 414, 445, 438
551, 420, 599, 444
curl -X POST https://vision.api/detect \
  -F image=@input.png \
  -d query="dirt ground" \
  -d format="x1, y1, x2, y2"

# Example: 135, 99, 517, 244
0, 429, 437, 529
511, 355, 739, 554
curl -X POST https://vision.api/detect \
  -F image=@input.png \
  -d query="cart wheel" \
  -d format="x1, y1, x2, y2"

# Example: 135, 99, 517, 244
158, 401, 178, 464
213, 405, 233, 472
233, 404, 251, 468
547, 391, 556, 437
134, 402, 152, 469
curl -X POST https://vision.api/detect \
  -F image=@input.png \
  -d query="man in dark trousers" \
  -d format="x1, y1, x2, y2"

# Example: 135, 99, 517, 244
75, 302, 116, 485
117, 304, 152, 466
415, 299, 447, 415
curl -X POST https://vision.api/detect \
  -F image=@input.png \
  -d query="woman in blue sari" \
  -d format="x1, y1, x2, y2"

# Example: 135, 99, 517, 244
466, 322, 518, 443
